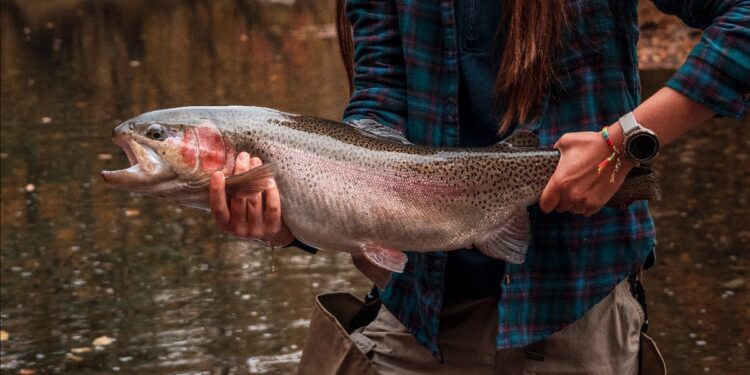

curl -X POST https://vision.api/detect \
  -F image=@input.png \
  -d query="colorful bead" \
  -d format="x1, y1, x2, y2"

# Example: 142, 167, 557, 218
597, 126, 621, 183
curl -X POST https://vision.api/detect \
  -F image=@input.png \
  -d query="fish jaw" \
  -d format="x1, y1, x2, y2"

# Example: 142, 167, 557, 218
100, 135, 178, 193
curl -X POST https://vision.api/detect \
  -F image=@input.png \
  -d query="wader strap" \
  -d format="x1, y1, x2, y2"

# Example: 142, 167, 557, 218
348, 285, 382, 331
629, 271, 649, 333
524, 339, 546, 361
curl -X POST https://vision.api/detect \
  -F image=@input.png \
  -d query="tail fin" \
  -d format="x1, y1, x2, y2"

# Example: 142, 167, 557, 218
606, 168, 662, 209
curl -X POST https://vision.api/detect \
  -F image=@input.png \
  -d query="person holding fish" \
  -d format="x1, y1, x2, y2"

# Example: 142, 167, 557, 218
207, 0, 749, 373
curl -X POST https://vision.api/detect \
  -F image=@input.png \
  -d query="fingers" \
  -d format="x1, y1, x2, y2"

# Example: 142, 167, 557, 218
209, 171, 230, 230
555, 198, 576, 213
246, 157, 265, 237
539, 179, 561, 213
541, 142, 566, 214
541, 171, 599, 216
263, 178, 282, 234
228, 152, 251, 236
212, 152, 293, 246
541, 133, 603, 215
582, 206, 600, 218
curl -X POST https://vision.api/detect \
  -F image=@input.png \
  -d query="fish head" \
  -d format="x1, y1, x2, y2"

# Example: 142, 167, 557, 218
100, 112, 235, 203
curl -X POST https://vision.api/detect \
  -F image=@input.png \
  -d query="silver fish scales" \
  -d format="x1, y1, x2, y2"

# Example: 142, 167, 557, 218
101, 106, 660, 272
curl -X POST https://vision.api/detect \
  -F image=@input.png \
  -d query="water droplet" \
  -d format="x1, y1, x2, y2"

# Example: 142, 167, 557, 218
270, 248, 277, 273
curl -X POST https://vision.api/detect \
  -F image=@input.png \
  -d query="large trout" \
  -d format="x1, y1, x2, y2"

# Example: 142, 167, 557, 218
100, 106, 660, 272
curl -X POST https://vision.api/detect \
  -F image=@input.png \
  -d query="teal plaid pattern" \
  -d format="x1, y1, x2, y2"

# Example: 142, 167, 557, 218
343, 0, 750, 357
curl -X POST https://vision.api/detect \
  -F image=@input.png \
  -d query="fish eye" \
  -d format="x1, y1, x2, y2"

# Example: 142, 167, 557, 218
145, 124, 167, 141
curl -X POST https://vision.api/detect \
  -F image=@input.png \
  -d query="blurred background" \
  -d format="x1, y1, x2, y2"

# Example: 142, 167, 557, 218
0, 1, 747, 374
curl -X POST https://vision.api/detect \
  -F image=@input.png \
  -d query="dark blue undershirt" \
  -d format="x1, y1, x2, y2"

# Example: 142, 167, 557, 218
443, 0, 506, 301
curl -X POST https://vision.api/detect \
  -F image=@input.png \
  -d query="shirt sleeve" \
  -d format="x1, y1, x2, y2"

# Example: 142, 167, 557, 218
651, 0, 750, 118
342, 0, 408, 132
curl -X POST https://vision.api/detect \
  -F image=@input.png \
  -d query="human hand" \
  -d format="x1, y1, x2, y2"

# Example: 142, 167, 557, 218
209, 152, 294, 247
539, 125, 635, 217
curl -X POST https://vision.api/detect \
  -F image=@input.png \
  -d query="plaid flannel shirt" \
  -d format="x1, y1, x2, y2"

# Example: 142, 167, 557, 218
342, 0, 750, 356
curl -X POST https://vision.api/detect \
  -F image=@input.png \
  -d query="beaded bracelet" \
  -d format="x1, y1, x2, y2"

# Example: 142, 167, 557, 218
597, 126, 622, 183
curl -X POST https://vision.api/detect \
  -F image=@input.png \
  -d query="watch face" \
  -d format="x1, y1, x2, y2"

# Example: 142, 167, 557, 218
627, 133, 659, 161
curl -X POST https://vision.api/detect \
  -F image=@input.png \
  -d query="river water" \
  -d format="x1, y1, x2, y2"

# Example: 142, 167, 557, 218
1, 1, 747, 374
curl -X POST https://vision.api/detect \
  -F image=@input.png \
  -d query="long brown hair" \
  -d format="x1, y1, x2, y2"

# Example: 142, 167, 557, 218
336, 0, 569, 133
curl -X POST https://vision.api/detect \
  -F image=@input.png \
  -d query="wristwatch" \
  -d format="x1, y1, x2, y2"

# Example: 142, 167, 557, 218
619, 112, 659, 165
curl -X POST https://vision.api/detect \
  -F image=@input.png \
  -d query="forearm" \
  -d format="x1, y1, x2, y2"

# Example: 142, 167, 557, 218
607, 87, 716, 151
540, 88, 717, 215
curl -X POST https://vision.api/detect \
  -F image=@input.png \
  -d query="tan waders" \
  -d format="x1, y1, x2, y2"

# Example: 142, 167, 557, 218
298, 279, 665, 374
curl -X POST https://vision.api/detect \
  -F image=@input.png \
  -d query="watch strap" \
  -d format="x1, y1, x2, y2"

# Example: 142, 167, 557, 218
619, 112, 640, 135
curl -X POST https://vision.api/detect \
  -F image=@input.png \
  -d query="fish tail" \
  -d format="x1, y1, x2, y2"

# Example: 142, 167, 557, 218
606, 168, 662, 209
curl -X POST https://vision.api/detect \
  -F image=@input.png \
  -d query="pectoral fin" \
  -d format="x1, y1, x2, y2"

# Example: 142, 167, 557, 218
224, 163, 276, 197
475, 209, 531, 264
361, 244, 408, 273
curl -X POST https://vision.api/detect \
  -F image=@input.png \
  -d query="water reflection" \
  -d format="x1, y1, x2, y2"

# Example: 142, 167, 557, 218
1, 1, 364, 373
0, 1, 747, 374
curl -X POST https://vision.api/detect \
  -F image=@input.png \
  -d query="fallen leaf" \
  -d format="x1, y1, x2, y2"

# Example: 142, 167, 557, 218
0, 330, 7, 341
721, 278, 745, 290
70, 347, 91, 354
92, 335, 115, 346
65, 353, 84, 362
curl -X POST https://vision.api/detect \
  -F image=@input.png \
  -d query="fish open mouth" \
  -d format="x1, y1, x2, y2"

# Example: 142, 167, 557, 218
100, 137, 176, 189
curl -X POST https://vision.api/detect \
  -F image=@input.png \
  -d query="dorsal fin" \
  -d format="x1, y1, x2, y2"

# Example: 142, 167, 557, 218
497, 131, 539, 148
349, 119, 413, 145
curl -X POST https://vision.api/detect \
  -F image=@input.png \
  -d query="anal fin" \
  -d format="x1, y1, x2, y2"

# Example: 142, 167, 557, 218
475, 208, 531, 264
360, 244, 408, 273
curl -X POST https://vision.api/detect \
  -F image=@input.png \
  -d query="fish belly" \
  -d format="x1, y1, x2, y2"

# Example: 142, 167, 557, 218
275, 159, 495, 253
